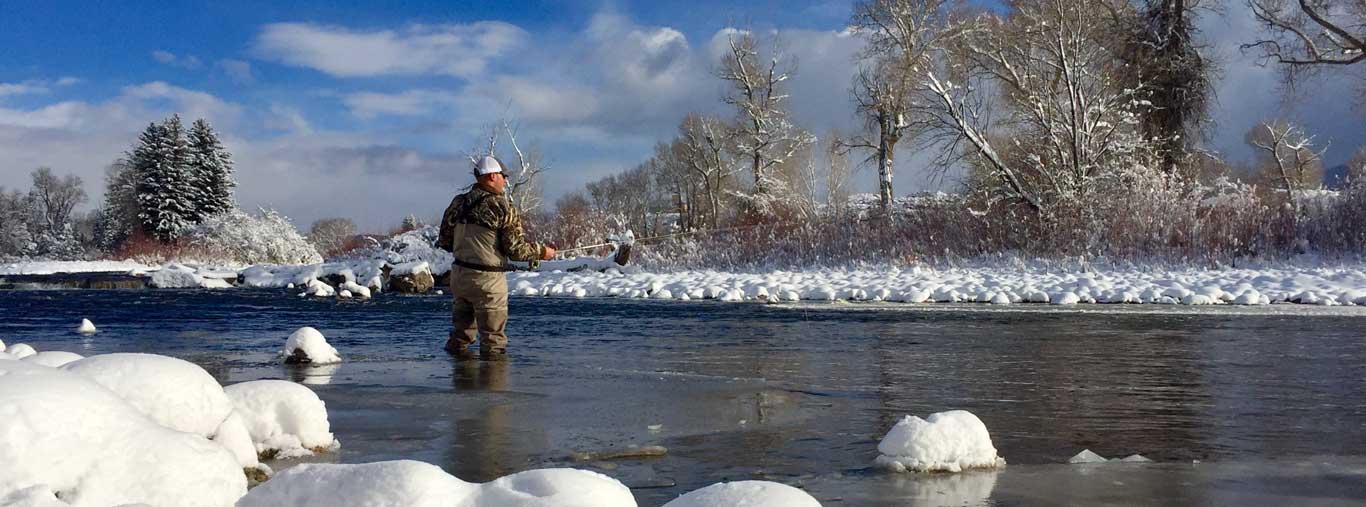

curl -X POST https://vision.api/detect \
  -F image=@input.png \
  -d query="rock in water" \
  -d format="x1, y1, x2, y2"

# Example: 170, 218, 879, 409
388, 261, 434, 294
77, 318, 97, 334
282, 327, 341, 365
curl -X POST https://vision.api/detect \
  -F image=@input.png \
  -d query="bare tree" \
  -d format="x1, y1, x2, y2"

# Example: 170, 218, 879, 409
675, 114, 737, 228
844, 0, 955, 211
307, 217, 358, 257
1244, 0, 1365, 70
1246, 120, 1326, 213
716, 30, 816, 206
28, 167, 86, 237
825, 134, 853, 214
1348, 146, 1366, 185
466, 117, 546, 218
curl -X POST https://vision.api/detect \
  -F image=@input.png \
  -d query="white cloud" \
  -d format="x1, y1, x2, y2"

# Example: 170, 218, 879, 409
217, 59, 255, 84
252, 22, 526, 78
55, 77, 81, 87
342, 89, 458, 119
0, 82, 50, 98
151, 50, 202, 69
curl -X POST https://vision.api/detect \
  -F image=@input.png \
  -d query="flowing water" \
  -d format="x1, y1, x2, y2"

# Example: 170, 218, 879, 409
4, 289, 1366, 505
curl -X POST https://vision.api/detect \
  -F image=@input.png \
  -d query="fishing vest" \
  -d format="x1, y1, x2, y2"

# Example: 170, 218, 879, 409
450, 190, 508, 272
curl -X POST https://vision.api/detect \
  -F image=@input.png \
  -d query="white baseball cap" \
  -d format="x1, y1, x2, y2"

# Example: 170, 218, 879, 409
475, 156, 503, 175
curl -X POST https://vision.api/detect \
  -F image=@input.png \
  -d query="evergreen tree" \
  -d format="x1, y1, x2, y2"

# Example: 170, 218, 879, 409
131, 115, 197, 242
188, 119, 235, 218
94, 160, 140, 251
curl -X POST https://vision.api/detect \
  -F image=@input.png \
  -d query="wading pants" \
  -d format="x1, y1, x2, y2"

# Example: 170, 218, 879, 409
449, 266, 509, 352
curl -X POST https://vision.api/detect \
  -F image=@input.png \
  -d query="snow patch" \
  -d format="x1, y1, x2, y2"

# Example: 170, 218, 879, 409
62, 353, 235, 438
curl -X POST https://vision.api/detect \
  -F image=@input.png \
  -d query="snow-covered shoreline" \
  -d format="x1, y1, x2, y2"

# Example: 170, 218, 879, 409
6, 258, 1366, 308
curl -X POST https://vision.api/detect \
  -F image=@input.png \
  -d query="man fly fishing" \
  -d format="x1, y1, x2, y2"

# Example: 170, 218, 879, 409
437, 156, 556, 360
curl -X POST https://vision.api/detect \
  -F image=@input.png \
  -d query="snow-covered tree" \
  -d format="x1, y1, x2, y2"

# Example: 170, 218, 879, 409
1246, 120, 1326, 214
188, 119, 235, 218
844, 0, 955, 211
1120, 0, 1213, 174
0, 187, 35, 259
94, 160, 140, 252
308, 217, 357, 258
187, 208, 322, 265
716, 30, 816, 206
131, 115, 197, 242
912, 0, 1159, 221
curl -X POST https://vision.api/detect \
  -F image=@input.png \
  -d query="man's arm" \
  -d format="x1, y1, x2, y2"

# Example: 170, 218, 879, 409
495, 198, 547, 262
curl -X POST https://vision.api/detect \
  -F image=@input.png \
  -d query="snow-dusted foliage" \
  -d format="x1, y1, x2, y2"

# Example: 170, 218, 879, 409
339, 225, 453, 275
187, 119, 236, 218
131, 115, 198, 242
186, 207, 322, 265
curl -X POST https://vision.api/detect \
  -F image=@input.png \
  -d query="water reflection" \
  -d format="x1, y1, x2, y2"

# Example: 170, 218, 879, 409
445, 360, 542, 483
285, 363, 340, 385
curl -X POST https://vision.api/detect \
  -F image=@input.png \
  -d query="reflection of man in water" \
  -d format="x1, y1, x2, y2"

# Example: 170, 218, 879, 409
448, 359, 520, 482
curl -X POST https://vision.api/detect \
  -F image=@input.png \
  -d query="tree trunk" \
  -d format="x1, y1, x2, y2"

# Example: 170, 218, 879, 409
878, 134, 896, 212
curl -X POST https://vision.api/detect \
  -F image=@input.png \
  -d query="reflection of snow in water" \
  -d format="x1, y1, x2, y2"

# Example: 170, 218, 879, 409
890, 471, 999, 507
287, 362, 340, 385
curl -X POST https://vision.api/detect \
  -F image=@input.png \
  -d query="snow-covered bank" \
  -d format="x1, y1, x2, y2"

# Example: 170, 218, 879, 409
0, 260, 156, 275
504, 264, 1366, 307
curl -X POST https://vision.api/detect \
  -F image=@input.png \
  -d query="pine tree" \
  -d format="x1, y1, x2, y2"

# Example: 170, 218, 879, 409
188, 119, 235, 218
94, 160, 140, 251
131, 115, 197, 242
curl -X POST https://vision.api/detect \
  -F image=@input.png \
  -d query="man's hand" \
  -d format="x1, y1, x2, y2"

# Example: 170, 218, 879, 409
542, 245, 557, 261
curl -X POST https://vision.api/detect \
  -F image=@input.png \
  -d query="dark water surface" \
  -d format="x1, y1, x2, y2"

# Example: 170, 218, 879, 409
4, 289, 1366, 505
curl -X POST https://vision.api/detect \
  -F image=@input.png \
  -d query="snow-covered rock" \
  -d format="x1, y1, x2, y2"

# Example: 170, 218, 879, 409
282, 326, 341, 365
339, 280, 372, 299
0, 360, 246, 506
6, 343, 36, 359
77, 318, 97, 334
389, 261, 435, 293
150, 263, 232, 289
224, 380, 339, 459
472, 468, 637, 506
62, 353, 234, 438
662, 481, 820, 507
21, 351, 83, 368
875, 410, 1006, 473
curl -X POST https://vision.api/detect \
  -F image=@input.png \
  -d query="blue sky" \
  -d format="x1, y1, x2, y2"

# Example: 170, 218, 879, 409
1, 1, 1362, 230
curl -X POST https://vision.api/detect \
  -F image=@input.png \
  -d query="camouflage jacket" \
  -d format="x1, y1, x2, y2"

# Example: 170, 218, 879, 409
437, 184, 544, 268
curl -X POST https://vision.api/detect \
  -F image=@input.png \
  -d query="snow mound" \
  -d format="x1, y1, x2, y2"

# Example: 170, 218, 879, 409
150, 263, 232, 289
472, 468, 636, 506
236, 461, 635, 507
237, 460, 474, 507
0, 360, 246, 506
62, 353, 235, 438
6, 343, 36, 359
213, 410, 263, 470
224, 380, 339, 459
875, 410, 1006, 473
282, 326, 341, 365
21, 350, 84, 367
77, 318, 97, 334
1068, 449, 1108, 464
662, 481, 820, 507
0, 339, 5, 352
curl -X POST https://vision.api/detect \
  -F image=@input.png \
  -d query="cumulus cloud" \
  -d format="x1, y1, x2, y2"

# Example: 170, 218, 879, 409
252, 22, 526, 78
